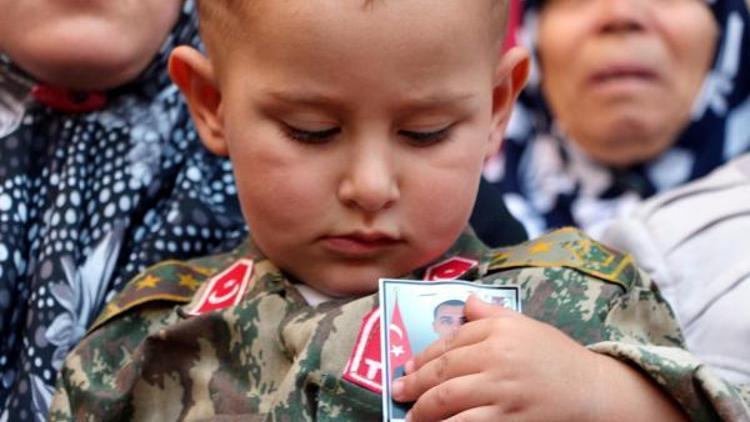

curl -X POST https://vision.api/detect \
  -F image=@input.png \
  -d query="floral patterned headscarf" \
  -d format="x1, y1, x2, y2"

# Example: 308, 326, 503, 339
486, 0, 750, 238
0, 1, 247, 419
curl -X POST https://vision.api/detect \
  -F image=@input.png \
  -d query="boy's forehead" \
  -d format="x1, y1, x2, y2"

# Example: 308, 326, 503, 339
204, 0, 501, 18
200, 0, 505, 61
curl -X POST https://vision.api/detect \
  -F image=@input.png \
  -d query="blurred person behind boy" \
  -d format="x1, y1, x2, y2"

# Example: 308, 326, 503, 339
603, 152, 750, 384
481, 0, 750, 239
0, 1, 246, 418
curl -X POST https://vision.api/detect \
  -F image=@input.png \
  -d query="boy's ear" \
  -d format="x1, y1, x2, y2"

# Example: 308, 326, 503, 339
168, 46, 228, 156
487, 46, 530, 160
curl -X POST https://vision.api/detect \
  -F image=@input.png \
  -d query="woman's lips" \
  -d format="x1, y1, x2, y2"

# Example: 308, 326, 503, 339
321, 233, 401, 257
588, 63, 660, 91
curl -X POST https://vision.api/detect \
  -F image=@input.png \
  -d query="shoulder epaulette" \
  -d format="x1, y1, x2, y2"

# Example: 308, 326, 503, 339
486, 227, 638, 290
89, 242, 251, 332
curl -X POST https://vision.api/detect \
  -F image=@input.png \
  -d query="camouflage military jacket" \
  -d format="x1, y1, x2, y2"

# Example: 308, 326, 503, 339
50, 228, 750, 421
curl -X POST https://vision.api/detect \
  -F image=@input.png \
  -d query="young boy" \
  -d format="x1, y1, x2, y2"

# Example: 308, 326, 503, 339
50, 0, 748, 420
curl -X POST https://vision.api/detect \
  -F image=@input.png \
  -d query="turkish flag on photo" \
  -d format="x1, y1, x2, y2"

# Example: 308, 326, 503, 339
388, 299, 413, 376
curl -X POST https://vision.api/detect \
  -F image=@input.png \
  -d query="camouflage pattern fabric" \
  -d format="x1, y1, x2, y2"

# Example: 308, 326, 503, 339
49, 228, 750, 421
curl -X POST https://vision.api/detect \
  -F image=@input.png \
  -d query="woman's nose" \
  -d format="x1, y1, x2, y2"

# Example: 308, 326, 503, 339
596, 0, 649, 34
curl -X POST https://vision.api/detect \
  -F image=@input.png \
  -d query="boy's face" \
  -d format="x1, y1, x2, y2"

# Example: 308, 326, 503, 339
173, 0, 528, 297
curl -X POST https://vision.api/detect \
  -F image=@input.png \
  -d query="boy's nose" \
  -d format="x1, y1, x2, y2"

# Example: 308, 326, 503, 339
337, 145, 399, 213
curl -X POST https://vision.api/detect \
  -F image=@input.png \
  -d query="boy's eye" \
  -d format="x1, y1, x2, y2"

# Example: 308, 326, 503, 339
282, 123, 340, 144
399, 125, 452, 146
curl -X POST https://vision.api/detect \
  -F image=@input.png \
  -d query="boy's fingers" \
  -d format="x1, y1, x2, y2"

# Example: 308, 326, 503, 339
412, 299, 516, 371
393, 297, 520, 403
464, 294, 514, 321
442, 405, 505, 422
406, 373, 495, 422
394, 344, 480, 402
412, 319, 488, 371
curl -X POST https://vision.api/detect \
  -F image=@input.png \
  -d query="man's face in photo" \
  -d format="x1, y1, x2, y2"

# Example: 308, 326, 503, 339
432, 304, 465, 339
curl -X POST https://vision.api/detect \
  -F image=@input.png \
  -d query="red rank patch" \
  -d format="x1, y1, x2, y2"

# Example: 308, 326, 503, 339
343, 307, 384, 393
424, 256, 478, 281
186, 259, 254, 316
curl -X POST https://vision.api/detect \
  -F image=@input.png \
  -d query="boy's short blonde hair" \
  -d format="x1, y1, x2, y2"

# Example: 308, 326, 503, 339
197, 0, 508, 65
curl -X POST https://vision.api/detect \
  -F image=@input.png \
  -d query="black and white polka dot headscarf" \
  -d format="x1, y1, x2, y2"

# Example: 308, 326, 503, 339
0, 2, 247, 419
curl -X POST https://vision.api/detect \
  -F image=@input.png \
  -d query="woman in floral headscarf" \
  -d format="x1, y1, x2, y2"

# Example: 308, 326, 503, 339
0, 1, 246, 419
482, 0, 750, 239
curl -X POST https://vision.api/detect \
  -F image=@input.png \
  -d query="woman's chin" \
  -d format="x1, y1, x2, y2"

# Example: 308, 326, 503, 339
12, 46, 151, 91
570, 115, 681, 167
576, 134, 674, 168
4, 20, 165, 90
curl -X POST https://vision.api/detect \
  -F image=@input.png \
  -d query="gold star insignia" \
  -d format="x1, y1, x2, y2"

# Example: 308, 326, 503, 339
193, 266, 215, 276
136, 274, 160, 290
178, 274, 201, 290
529, 241, 552, 255
489, 252, 509, 267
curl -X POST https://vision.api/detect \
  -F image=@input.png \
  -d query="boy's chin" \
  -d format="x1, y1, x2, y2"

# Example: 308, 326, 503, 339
296, 254, 446, 298
312, 281, 379, 299
304, 271, 384, 299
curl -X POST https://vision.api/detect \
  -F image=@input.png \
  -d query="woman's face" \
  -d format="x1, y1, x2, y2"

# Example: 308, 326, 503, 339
537, 0, 717, 167
0, 0, 183, 90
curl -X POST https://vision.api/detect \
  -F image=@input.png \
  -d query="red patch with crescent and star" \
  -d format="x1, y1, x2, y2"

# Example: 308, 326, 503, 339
186, 259, 254, 316
424, 257, 478, 281
343, 307, 384, 393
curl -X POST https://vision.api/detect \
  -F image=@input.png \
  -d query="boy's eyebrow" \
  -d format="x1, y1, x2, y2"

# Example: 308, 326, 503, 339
264, 90, 478, 111
265, 91, 347, 109
400, 92, 479, 111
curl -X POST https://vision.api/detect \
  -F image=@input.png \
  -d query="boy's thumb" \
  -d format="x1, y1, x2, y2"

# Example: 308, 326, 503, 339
464, 294, 512, 321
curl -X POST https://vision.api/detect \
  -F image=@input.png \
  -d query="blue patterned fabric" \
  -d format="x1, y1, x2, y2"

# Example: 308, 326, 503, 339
0, 2, 247, 419
486, 0, 750, 238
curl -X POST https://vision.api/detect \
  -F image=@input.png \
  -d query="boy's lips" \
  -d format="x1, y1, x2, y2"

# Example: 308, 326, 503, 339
321, 232, 402, 257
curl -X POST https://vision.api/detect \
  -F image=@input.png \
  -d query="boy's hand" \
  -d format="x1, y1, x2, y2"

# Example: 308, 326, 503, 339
391, 295, 686, 422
